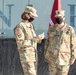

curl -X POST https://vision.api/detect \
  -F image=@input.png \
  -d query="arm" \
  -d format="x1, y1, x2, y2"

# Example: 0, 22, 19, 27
31, 23, 43, 43
70, 27, 76, 65
14, 25, 41, 48
44, 27, 50, 56
14, 27, 31, 48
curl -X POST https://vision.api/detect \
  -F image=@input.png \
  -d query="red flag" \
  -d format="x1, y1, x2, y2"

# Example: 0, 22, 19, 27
49, 0, 61, 26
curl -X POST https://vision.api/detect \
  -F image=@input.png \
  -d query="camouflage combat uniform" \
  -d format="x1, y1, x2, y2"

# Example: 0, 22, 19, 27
44, 23, 76, 75
14, 21, 40, 75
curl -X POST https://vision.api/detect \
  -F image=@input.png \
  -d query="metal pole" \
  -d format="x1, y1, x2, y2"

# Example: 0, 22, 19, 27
2, 0, 4, 31
27, 0, 33, 7
28, 0, 30, 6
0, 0, 5, 36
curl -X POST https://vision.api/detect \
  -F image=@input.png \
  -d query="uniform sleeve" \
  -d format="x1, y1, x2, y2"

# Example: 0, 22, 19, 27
70, 27, 76, 61
14, 25, 40, 48
30, 24, 41, 43
14, 27, 32, 48
33, 37, 41, 43
44, 28, 49, 55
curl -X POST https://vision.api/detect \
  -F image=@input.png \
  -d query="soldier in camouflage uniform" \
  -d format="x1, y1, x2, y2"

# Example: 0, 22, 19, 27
14, 6, 44, 75
44, 10, 76, 75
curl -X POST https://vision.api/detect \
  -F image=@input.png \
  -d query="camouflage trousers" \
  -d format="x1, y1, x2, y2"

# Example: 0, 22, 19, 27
48, 61, 70, 75
18, 47, 37, 75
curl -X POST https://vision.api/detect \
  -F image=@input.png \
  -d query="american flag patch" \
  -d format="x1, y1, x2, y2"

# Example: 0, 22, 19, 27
15, 28, 22, 38
15, 28, 21, 34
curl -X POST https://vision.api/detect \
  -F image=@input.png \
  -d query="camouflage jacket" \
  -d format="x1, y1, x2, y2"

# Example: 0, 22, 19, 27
14, 21, 40, 50
44, 23, 76, 65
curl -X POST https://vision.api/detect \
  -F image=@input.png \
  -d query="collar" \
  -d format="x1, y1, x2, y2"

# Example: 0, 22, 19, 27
55, 22, 67, 31
22, 20, 32, 28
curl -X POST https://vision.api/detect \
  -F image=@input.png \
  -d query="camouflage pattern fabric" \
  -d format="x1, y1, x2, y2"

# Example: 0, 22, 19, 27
14, 21, 40, 75
44, 23, 76, 75
48, 61, 69, 75
19, 47, 36, 75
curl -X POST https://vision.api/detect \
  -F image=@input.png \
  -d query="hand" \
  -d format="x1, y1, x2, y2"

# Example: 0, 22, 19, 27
38, 32, 45, 40
44, 58, 50, 63
70, 59, 75, 65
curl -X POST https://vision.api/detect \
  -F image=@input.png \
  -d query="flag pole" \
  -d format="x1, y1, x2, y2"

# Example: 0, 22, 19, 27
28, 0, 30, 6
27, 0, 33, 7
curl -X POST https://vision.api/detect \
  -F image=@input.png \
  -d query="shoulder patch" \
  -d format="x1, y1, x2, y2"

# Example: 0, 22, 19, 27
15, 28, 21, 34
15, 28, 22, 38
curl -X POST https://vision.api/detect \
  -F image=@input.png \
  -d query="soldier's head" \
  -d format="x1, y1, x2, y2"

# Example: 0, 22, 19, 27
21, 6, 38, 22
55, 10, 65, 24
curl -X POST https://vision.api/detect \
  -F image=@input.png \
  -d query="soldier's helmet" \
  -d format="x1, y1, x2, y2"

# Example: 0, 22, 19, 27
55, 10, 65, 18
24, 6, 38, 17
